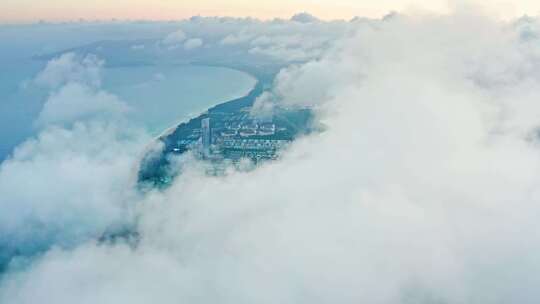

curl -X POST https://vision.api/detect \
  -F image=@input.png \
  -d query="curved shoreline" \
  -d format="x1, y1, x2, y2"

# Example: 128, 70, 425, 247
138, 68, 263, 174
152, 70, 259, 142
136, 61, 287, 186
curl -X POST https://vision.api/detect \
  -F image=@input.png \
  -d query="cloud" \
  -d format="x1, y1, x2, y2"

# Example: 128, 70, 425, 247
290, 12, 320, 23
155, 16, 355, 62
183, 38, 204, 50
36, 83, 130, 127
33, 54, 130, 127
162, 29, 187, 46
0, 120, 148, 271
219, 32, 253, 45
0, 53, 148, 273
131, 44, 145, 50
4, 12, 540, 304
34, 53, 103, 89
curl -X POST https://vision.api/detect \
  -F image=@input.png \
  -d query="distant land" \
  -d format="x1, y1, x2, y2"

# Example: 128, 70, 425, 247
137, 67, 315, 188
31, 38, 316, 188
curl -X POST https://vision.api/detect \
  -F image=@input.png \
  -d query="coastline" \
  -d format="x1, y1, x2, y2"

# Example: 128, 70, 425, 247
138, 67, 263, 172
136, 61, 287, 186
151, 69, 259, 142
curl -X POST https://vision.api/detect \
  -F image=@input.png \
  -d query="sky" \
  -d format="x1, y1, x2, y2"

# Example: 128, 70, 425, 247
2, 0, 540, 23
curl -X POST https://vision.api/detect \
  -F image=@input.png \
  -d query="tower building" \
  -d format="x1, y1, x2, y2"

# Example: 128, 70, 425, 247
201, 117, 211, 156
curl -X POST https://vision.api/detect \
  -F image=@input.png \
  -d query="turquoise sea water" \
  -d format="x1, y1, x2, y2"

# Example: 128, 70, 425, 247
0, 23, 195, 161
103, 65, 256, 135
0, 63, 256, 161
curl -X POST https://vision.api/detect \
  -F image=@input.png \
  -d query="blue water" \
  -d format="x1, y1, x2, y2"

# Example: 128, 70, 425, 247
0, 59, 46, 161
103, 65, 256, 135
0, 63, 256, 161
0, 23, 256, 161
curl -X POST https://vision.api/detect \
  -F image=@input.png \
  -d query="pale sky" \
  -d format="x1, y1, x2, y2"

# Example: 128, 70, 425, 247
1, 0, 540, 23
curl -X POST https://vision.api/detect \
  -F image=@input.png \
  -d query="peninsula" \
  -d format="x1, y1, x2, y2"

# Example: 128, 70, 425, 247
137, 68, 314, 188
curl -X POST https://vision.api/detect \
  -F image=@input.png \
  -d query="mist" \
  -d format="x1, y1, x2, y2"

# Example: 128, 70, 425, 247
2, 11, 540, 304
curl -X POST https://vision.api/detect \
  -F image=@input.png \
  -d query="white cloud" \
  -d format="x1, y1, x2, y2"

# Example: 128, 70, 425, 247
0, 121, 148, 266
34, 53, 103, 89
183, 38, 203, 50
131, 44, 145, 50
219, 33, 253, 45
36, 83, 130, 126
5, 12, 540, 304
0, 54, 148, 270
290, 12, 320, 23
158, 16, 355, 61
162, 29, 187, 46
34, 54, 130, 127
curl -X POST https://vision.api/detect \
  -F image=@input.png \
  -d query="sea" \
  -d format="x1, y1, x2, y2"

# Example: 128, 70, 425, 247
0, 60, 255, 161
0, 23, 256, 162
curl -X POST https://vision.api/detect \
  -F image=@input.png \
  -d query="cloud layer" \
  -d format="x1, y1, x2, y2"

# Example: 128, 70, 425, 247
3, 12, 540, 304
0, 53, 148, 274
155, 15, 357, 62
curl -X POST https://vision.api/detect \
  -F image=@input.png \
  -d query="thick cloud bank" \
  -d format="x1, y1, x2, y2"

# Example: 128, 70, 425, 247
3, 12, 540, 304
0, 53, 148, 273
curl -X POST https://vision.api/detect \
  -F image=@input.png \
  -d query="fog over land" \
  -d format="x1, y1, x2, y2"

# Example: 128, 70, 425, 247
2, 11, 540, 303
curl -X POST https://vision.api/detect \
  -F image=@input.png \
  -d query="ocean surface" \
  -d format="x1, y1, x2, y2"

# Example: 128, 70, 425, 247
0, 63, 256, 161
103, 65, 256, 135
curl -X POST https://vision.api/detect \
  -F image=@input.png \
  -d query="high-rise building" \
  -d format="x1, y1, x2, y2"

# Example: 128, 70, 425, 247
201, 118, 211, 155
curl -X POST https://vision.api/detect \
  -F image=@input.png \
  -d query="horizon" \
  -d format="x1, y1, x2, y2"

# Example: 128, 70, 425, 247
2, 0, 540, 24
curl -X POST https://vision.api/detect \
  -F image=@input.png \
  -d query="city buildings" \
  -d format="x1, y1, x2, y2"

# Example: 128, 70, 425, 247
184, 112, 293, 163
201, 117, 211, 156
